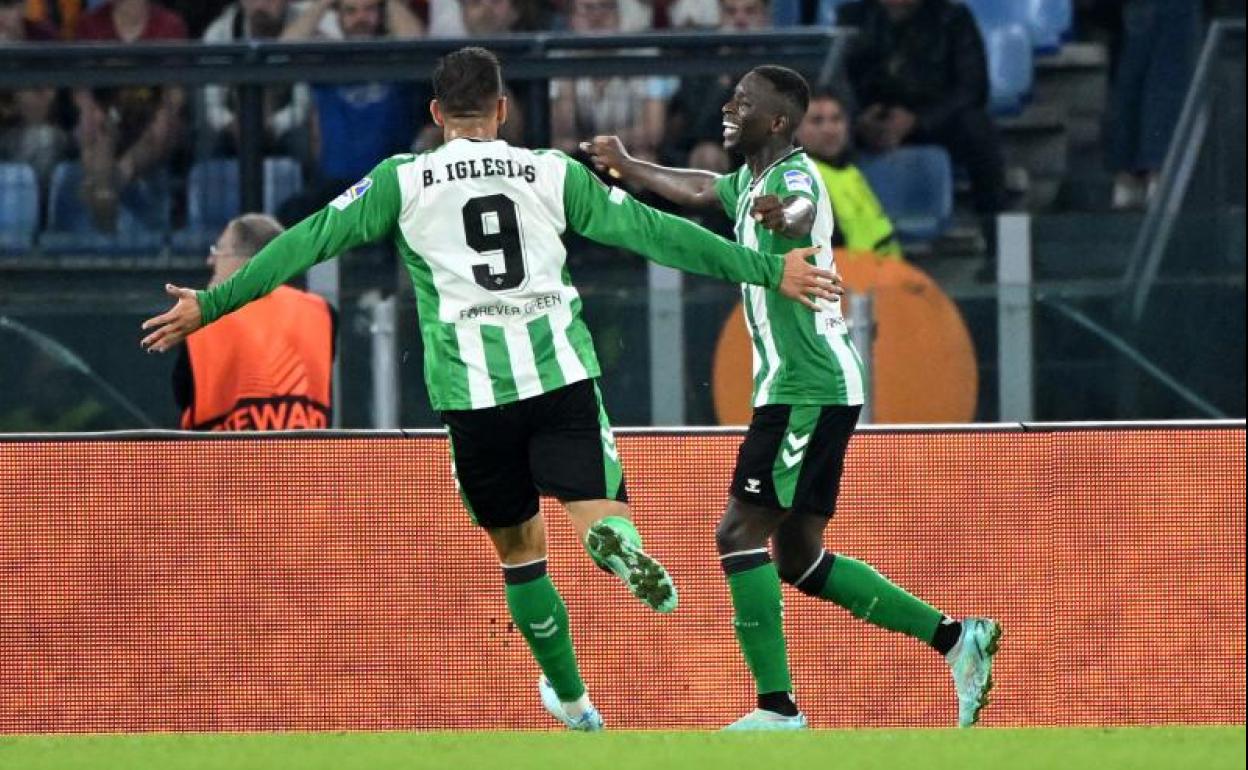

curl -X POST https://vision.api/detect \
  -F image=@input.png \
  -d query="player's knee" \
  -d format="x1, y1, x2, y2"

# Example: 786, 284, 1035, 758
778, 549, 834, 597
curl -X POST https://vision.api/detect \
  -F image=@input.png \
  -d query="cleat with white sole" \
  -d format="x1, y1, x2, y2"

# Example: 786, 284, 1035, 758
539, 676, 604, 732
722, 709, 808, 731
948, 617, 1002, 727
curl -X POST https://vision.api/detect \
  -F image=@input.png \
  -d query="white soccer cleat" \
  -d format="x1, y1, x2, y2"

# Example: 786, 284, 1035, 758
538, 676, 604, 732
948, 617, 1003, 727
722, 708, 808, 731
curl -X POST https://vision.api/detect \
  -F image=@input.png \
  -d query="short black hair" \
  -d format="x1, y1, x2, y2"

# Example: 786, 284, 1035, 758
749, 65, 811, 130
433, 46, 504, 117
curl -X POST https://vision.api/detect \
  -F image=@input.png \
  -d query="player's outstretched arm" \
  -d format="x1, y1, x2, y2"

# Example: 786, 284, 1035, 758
561, 156, 841, 307
581, 135, 721, 211
139, 157, 404, 352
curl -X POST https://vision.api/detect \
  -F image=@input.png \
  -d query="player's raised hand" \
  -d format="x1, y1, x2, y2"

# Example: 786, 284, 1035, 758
579, 135, 631, 180
140, 284, 203, 353
778, 246, 843, 311
751, 195, 787, 232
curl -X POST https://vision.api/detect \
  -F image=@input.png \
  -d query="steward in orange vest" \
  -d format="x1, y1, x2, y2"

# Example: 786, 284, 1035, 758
173, 214, 335, 430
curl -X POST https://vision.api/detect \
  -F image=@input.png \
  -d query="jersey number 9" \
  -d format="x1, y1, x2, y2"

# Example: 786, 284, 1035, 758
462, 194, 527, 292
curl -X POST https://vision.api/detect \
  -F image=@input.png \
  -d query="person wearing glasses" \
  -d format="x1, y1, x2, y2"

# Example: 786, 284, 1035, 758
172, 213, 337, 431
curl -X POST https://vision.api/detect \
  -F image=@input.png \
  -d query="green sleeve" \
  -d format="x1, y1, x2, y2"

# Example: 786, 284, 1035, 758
767, 160, 819, 207
713, 169, 741, 219
561, 156, 783, 289
197, 156, 407, 324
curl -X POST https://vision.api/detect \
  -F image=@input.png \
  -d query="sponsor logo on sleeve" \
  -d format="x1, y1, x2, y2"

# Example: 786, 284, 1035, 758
783, 169, 813, 194
329, 177, 374, 211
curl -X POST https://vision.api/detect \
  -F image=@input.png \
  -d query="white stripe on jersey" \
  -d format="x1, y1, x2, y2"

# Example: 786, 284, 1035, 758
747, 284, 783, 407
549, 300, 590, 385
504, 323, 545, 400
456, 325, 495, 409
803, 156, 866, 405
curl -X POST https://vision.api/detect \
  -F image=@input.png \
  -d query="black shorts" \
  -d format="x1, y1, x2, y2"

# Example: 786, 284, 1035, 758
729, 404, 861, 517
441, 379, 627, 529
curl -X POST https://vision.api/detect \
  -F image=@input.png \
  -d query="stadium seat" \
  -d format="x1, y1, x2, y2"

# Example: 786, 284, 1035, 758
983, 22, 1034, 116
816, 0, 852, 26
175, 157, 304, 253
772, 0, 802, 26
857, 146, 954, 244
0, 163, 40, 255
963, 0, 1072, 54
1027, 0, 1074, 52
41, 161, 167, 256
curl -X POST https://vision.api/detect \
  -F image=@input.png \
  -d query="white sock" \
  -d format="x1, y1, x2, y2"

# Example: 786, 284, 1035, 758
562, 692, 593, 719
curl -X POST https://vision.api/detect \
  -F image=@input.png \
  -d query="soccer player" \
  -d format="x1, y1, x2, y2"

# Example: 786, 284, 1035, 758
139, 47, 840, 731
584, 66, 1001, 730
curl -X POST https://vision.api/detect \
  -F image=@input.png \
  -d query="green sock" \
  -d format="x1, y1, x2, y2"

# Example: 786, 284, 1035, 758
504, 565, 585, 702
820, 554, 944, 644
726, 560, 793, 696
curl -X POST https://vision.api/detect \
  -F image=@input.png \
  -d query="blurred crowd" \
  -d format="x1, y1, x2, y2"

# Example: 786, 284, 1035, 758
0, 0, 1227, 248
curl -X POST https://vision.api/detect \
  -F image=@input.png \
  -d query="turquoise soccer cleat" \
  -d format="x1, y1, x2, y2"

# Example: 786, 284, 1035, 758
538, 677, 604, 732
722, 709, 808, 731
585, 520, 678, 613
948, 617, 1003, 727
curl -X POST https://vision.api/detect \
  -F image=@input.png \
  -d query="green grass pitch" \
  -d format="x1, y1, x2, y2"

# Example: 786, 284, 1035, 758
1, 727, 1242, 770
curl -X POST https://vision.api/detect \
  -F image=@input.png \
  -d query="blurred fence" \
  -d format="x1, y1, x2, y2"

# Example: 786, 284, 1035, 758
1, 422, 1243, 731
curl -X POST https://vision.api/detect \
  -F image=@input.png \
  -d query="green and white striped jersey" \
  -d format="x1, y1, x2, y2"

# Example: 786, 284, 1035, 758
714, 149, 867, 407
198, 138, 792, 412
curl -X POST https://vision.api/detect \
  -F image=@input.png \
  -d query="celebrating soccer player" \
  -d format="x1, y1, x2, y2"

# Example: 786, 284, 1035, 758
584, 66, 1002, 730
139, 47, 841, 731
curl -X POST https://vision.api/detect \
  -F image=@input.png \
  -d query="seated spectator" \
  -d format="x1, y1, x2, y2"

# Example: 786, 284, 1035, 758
614, 0, 719, 30
662, 0, 769, 172
19, 0, 81, 37
550, 0, 672, 160
279, 0, 426, 220
74, 0, 189, 232
797, 89, 902, 258
417, 0, 527, 147
200, 0, 314, 161
838, 0, 1006, 234
1, 0, 69, 195
428, 0, 552, 35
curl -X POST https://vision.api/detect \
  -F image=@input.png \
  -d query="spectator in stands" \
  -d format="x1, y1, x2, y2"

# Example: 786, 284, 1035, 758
797, 89, 902, 258
174, 213, 336, 431
662, 0, 769, 171
19, 0, 81, 37
417, 0, 527, 147
279, 0, 426, 220
550, 0, 673, 160
613, 0, 719, 31
0, 0, 69, 195
164, 0, 233, 37
838, 0, 1007, 234
200, 0, 313, 161
1106, 0, 1202, 209
73, 0, 189, 232
428, 0, 551, 35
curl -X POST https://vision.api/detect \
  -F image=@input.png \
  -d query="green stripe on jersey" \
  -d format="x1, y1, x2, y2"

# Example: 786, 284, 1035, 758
480, 325, 519, 405
402, 246, 472, 409
526, 315, 567, 392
